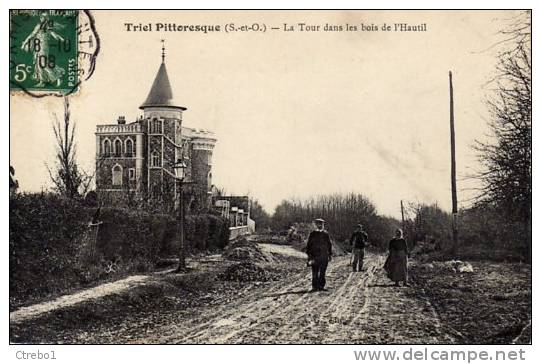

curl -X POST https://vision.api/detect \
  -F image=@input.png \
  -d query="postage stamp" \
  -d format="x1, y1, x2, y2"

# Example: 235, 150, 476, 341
9, 10, 79, 94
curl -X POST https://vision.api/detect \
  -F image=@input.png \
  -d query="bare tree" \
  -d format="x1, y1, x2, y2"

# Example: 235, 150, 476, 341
271, 193, 381, 241
47, 97, 93, 198
474, 11, 531, 259
475, 12, 531, 218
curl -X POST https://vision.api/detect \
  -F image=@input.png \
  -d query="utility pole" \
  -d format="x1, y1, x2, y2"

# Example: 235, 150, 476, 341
400, 200, 405, 231
177, 177, 186, 271
449, 71, 459, 255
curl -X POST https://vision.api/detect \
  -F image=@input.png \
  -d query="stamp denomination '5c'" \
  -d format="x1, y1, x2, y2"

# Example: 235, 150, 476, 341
10, 10, 78, 94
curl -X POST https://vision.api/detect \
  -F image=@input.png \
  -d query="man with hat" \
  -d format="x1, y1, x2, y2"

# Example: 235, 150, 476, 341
305, 218, 333, 292
350, 224, 369, 272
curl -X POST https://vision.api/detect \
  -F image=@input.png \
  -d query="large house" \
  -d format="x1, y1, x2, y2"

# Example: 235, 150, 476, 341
94, 49, 255, 234
95, 53, 216, 211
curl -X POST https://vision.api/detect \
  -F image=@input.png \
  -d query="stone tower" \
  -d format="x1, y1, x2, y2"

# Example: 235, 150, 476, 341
139, 54, 186, 203
95, 45, 216, 210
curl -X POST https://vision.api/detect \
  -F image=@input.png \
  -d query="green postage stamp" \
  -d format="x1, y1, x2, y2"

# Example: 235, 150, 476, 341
10, 10, 79, 94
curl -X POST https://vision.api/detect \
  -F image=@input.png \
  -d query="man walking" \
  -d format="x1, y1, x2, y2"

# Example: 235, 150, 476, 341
306, 218, 333, 292
350, 224, 368, 272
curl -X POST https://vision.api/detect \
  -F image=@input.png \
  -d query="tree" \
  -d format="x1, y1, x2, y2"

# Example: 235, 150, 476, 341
47, 97, 93, 198
474, 11, 531, 261
270, 193, 391, 245
9, 165, 19, 195
249, 198, 271, 230
406, 203, 452, 250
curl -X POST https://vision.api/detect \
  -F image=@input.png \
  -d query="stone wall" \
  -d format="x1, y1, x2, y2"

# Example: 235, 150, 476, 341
96, 114, 214, 212
162, 134, 176, 176
96, 157, 137, 190
148, 135, 162, 165
192, 149, 212, 192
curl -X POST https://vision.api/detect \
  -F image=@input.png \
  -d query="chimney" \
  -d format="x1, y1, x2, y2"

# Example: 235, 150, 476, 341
117, 116, 126, 124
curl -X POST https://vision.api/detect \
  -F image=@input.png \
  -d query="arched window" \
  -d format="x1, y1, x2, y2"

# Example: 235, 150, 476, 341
151, 151, 161, 167
150, 118, 162, 134
102, 139, 111, 156
114, 139, 122, 157
125, 138, 134, 157
112, 165, 122, 186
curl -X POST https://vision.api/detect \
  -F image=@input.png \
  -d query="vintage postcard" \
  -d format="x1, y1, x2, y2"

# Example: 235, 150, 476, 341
9, 9, 531, 349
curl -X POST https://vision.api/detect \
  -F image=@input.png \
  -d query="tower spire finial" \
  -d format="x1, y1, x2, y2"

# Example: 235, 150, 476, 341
161, 39, 166, 63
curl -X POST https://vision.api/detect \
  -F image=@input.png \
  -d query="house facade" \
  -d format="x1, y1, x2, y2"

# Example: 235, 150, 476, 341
95, 50, 255, 233
95, 56, 216, 211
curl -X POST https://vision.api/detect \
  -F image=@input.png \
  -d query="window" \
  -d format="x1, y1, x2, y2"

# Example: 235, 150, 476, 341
112, 165, 122, 186
102, 139, 111, 156
125, 138, 134, 157
151, 184, 161, 198
128, 168, 136, 181
207, 152, 212, 165
114, 139, 122, 157
150, 118, 162, 134
208, 172, 212, 189
151, 151, 161, 167
175, 121, 182, 144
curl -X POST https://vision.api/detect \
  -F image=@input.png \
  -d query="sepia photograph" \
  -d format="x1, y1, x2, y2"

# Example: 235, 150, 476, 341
8, 9, 531, 348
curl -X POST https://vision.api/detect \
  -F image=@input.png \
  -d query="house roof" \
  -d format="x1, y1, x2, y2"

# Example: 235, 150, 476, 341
181, 126, 216, 141
139, 62, 186, 110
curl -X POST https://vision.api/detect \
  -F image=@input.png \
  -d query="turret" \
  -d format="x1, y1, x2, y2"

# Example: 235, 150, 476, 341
139, 41, 186, 121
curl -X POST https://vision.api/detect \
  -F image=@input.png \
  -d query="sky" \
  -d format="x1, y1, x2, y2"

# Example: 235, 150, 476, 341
10, 10, 520, 218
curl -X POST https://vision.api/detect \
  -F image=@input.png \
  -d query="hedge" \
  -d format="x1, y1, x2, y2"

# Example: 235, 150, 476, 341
9, 193, 230, 309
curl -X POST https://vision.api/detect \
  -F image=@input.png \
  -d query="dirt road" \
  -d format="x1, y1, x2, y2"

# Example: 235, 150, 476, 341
12, 248, 457, 344
10, 240, 530, 344
130, 251, 456, 344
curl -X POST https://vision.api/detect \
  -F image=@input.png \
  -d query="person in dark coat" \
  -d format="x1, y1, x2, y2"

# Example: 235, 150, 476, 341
384, 228, 409, 286
349, 224, 368, 272
306, 218, 333, 292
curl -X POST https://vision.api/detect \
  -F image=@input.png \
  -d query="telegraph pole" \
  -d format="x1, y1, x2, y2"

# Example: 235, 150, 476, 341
449, 71, 459, 255
400, 200, 405, 231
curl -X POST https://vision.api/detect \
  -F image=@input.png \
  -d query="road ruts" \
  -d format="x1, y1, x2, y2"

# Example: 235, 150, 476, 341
132, 251, 456, 344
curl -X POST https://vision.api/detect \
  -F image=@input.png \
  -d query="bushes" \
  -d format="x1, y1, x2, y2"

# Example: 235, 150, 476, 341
10, 193, 96, 307
369, 215, 403, 251
405, 202, 530, 262
206, 213, 230, 250
184, 213, 230, 253
458, 205, 530, 261
94, 208, 177, 262
9, 193, 230, 308
9, 193, 177, 307
404, 203, 452, 251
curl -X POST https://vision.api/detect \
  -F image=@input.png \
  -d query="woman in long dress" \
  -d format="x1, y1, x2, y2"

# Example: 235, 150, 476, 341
384, 228, 409, 287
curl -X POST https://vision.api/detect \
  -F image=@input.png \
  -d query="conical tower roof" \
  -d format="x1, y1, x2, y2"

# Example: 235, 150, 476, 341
139, 61, 186, 110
